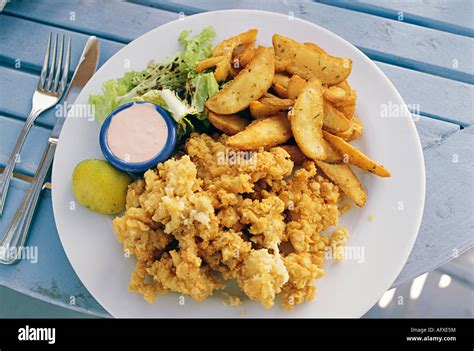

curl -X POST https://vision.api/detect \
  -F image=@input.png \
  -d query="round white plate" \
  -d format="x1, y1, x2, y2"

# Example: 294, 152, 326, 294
52, 10, 425, 318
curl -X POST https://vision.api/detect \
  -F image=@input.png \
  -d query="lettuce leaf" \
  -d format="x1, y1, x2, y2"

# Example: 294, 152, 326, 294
189, 72, 219, 112
89, 71, 145, 124
179, 26, 216, 69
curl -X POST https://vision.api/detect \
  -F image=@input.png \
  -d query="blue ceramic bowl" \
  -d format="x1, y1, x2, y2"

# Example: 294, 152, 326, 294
99, 101, 177, 173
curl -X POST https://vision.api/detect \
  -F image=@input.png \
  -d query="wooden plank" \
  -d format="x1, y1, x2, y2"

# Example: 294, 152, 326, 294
0, 14, 123, 75
317, 0, 474, 37
415, 117, 459, 150
0, 67, 57, 128
131, 0, 474, 83
0, 116, 51, 177
0, 178, 109, 318
393, 126, 474, 287
375, 62, 474, 127
3, 0, 179, 44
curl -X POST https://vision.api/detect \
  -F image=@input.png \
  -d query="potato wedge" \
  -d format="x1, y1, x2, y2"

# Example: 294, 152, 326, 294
323, 131, 391, 177
272, 83, 289, 98
324, 86, 345, 101
303, 42, 326, 54
195, 55, 230, 82
338, 116, 363, 141
328, 81, 357, 107
262, 92, 279, 99
196, 56, 226, 73
349, 116, 363, 140
249, 101, 289, 119
226, 114, 292, 150
213, 29, 258, 57
259, 97, 294, 109
214, 57, 232, 82
281, 141, 342, 165
206, 47, 275, 114
289, 79, 326, 160
275, 55, 290, 72
324, 86, 356, 107
211, 30, 258, 82
279, 145, 307, 165
286, 76, 353, 134
323, 101, 352, 134
315, 161, 367, 207
333, 79, 352, 93
206, 110, 250, 135
322, 139, 343, 163
273, 34, 352, 85
286, 74, 308, 100
233, 44, 255, 67
338, 104, 356, 119
272, 72, 291, 88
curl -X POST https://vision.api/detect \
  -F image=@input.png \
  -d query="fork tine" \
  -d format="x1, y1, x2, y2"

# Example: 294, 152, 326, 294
52, 35, 65, 92
38, 33, 52, 89
59, 36, 71, 96
46, 33, 58, 91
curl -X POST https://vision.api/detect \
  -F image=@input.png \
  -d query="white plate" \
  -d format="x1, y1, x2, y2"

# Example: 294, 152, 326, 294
52, 10, 425, 318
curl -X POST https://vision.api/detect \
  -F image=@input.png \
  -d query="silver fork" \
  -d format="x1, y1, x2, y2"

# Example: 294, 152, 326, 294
0, 33, 71, 215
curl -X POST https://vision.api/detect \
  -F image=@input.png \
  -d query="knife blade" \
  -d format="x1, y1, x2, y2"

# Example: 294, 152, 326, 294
51, 36, 100, 139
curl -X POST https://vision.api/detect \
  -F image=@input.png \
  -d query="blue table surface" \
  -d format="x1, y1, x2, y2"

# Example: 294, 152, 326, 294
0, 0, 473, 317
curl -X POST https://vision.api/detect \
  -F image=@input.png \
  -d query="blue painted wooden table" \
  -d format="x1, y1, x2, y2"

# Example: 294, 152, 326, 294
0, 0, 473, 317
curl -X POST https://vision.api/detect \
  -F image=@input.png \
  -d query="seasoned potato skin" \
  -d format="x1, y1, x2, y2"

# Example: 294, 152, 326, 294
273, 34, 352, 85
206, 110, 250, 135
323, 101, 352, 133
226, 114, 292, 150
206, 47, 275, 114
289, 79, 326, 160
213, 29, 258, 57
315, 161, 367, 206
323, 131, 391, 177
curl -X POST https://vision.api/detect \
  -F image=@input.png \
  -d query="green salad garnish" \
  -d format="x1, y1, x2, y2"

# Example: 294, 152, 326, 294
89, 26, 219, 140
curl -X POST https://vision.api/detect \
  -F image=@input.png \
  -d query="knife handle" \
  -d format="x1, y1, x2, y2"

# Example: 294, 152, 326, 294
0, 138, 56, 264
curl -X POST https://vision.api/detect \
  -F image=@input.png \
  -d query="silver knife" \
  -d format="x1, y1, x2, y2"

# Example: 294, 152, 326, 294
0, 36, 100, 264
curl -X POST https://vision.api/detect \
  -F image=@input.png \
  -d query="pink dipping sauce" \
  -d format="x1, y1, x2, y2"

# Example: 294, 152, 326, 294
107, 103, 168, 163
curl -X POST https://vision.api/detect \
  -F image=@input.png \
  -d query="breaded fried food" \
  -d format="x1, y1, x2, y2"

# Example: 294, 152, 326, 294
113, 133, 349, 309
